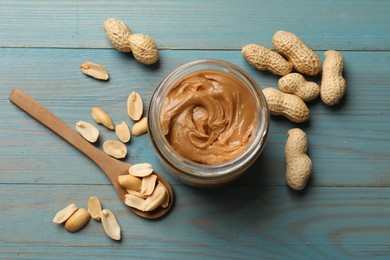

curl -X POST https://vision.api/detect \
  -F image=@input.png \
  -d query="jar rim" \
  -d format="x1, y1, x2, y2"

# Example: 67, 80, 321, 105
148, 59, 269, 180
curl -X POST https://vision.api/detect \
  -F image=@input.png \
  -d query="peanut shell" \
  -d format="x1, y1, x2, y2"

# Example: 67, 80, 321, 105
272, 31, 321, 76
285, 128, 312, 190
129, 33, 159, 65
103, 18, 132, 53
263, 88, 309, 123
320, 50, 346, 106
242, 44, 292, 76
278, 73, 320, 102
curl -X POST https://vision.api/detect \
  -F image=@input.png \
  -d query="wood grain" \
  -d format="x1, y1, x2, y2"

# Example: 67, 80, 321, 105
1, 0, 390, 258
0, 185, 389, 258
1, 49, 389, 187
0, 0, 389, 50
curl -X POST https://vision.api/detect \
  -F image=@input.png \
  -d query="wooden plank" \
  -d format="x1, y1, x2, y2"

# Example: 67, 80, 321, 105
0, 184, 389, 258
1, 0, 389, 258
0, 0, 389, 50
1, 48, 389, 105
1, 48, 389, 187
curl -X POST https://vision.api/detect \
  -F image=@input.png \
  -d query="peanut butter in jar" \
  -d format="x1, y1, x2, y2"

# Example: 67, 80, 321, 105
160, 70, 258, 165
148, 60, 269, 187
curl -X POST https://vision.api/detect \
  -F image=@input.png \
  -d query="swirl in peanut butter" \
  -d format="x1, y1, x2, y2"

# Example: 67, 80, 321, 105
160, 70, 258, 165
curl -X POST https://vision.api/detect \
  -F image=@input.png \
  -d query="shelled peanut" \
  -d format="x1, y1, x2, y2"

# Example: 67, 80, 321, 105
91, 107, 115, 130
52, 197, 121, 240
75, 121, 99, 143
80, 62, 109, 81
127, 91, 143, 121
74, 91, 146, 158
53, 204, 90, 233
115, 121, 131, 143
64, 208, 91, 233
118, 163, 170, 212
103, 140, 127, 159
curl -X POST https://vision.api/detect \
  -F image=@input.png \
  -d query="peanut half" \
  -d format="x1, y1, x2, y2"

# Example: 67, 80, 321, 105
103, 18, 132, 53
128, 163, 153, 177
159, 181, 170, 208
129, 33, 159, 65
320, 50, 346, 106
263, 88, 310, 123
285, 128, 312, 190
88, 196, 102, 221
53, 203, 78, 224
125, 182, 167, 212
115, 121, 131, 143
103, 140, 127, 159
75, 121, 99, 143
242, 43, 292, 76
141, 174, 158, 196
143, 183, 167, 212
100, 209, 121, 241
127, 91, 143, 121
64, 208, 90, 233
126, 189, 148, 199
120, 163, 170, 212
118, 174, 142, 191
278, 73, 320, 102
80, 62, 109, 81
91, 107, 115, 130
132, 117, 148, 136
272, 31, 321, 76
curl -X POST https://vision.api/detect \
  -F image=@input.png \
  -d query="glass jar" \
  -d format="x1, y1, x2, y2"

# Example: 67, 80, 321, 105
148, 59, 269, 187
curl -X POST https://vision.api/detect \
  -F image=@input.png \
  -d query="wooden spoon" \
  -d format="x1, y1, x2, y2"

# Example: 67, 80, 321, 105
9, 87, 173, 219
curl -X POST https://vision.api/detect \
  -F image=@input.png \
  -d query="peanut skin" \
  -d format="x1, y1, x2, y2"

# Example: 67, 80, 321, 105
285, 128, 312, 191
64, 208, 90, 233
262, 88, 310, 123
242, 44, 293, 76
320, 50, 346, 106
272, 31, 321, 76
278, 73, 320, 102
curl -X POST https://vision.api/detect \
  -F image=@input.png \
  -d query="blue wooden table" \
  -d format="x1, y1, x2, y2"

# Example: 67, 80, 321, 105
1, 1, 390, 258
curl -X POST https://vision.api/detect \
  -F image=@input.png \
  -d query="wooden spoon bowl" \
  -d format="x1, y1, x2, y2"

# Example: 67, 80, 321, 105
9, 88, 173, 219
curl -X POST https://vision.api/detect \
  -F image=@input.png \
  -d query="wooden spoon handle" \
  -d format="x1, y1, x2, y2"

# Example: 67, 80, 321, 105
8, 88, 114, 172
9, 88, 174, 219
